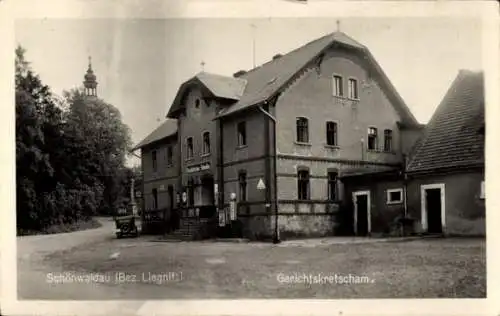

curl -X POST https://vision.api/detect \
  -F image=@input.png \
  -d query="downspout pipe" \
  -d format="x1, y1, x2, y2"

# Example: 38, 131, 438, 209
258, 105, 280, 244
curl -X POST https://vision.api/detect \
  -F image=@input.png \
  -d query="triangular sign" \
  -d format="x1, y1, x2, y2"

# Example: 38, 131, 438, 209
257, 178, 266, 190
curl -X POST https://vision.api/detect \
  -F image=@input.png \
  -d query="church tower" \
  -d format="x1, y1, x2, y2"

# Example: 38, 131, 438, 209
83, 56, 98, 97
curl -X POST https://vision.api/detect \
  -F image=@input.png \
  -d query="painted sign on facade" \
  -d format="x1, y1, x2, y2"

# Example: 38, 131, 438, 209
186, 162, 211, 173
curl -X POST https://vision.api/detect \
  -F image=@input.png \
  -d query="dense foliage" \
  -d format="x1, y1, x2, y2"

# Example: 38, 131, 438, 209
16, 46, 134, 234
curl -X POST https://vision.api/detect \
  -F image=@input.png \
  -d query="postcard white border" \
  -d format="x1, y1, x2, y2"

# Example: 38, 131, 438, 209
1, 1, 498, 315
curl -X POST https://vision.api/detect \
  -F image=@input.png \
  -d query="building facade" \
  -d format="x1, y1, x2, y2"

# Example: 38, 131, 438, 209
134, 31, 428, 240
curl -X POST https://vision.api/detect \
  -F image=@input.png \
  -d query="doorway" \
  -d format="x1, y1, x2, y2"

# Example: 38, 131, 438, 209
353, 191, 370, 236
421, 184, 445, 234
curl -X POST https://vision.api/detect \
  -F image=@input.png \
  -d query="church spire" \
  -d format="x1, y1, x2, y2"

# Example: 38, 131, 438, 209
83, 56, 98, 97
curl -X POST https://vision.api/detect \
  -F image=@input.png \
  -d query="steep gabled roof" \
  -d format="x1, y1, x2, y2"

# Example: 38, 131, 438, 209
131, 119, 177, 151
166, 31, 419, 127
406, 70, 484, 173
216, 31, 419, 127
167, 72, 247, 117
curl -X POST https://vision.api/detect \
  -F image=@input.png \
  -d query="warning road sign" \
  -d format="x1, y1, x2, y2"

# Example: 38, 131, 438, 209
257, 178, 266, 190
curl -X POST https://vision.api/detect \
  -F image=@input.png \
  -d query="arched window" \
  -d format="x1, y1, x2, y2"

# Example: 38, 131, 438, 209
202, 132, 211, 154
186, 137, 194, 159
296, 117, 309, 143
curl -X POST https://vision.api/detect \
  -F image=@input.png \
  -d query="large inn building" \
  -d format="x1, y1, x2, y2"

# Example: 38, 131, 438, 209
132, 31, 485, 240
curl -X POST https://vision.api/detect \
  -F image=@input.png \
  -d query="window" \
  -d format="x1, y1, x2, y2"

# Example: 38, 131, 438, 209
195, 99, 200, 109
166, 146, 173, 166
384, 129, 393, 152
152, 150, 157, 172
348, 78, 358, 99
297, 169, 310, 200
188, 178, 195, 206
326, 121, 338, 146
367, 127, 378, 151
328, 171, 338, 201
237, 121, 247, 146
386, 188, 403, 204
202, 132, 211, 155
296, 117, 309, 143
480, 181, 485, 199
152, 188, 158, 209
333, 75, 343, 97
186, 137, 194, 159
238, 171, 247, 202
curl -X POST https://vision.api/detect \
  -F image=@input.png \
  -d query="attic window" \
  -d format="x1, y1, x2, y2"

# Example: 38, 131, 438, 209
195, 99, 200, 108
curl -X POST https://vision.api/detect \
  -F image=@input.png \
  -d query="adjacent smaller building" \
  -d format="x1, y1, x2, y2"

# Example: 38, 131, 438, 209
342, 70, 485, 236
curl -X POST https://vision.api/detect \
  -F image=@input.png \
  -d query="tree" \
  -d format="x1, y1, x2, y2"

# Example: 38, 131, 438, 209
63, 89, 132, 215
16, 45, 61, 230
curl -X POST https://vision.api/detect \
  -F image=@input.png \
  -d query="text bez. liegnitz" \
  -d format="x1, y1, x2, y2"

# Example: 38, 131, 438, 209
46, 272, 182, 284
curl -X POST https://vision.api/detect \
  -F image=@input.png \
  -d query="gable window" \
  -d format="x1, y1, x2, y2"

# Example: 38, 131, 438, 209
296, 117, 309, 143
237, 121, 247, 147
152, 188, 158, 209
348, 78, 359, 99
186, 137, 194, 160
202, 132, 211, 155
333, 75, 343, 97
326, 121, 338, 146
328, 171, 338, 201
152, 150, 157, 172
387, 188, 403, 204
195, 99, 200, 109
480, 180, 485, 199
238, 171, 247, 202
297, 169, 310, 200
166, 146, 173, 166
384, 129, 393, 152
367, 127, 378, 151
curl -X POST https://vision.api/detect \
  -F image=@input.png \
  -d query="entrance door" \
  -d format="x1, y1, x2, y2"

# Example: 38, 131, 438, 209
426, 188, 442, 234
421, 184, 445, 234
353, 191, 370, 236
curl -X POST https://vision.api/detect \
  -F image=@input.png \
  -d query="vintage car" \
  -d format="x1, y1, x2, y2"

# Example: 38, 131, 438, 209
114, 207, 140, 238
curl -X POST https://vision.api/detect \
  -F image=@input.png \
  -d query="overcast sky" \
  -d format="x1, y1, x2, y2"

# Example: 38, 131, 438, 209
15, 17, 482, 151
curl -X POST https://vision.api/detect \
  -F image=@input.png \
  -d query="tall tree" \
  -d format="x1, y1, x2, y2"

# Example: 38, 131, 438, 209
63, 89, 132, 215
15, 45, 62, 229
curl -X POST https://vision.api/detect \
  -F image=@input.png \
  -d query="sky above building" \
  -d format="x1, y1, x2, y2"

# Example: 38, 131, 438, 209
15, 17, 482, 160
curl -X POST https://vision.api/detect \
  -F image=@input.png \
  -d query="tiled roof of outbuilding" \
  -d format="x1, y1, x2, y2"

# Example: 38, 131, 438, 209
406, 70, 484, 173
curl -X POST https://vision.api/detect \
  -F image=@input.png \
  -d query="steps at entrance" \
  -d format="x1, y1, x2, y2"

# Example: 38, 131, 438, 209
162, 217, 211, 241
